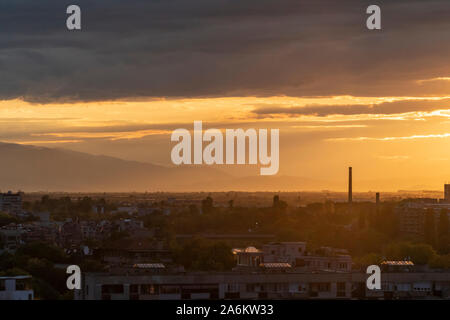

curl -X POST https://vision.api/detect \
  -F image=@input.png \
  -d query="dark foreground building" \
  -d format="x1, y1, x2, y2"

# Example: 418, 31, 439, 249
75, 269, 450, 300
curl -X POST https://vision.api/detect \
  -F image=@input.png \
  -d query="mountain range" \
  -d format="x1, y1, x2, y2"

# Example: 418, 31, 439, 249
0, 142, 320, 192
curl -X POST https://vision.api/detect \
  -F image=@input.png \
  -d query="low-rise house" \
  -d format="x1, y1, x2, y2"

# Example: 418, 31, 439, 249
96, 238, 172, 266
0, 225, 25, 252
233, 242, 352, 272
381, 261, 415, 273
31, 212, 50, 222
112, 206, 138, 215
0, 191, 23, 215
22, 222, 59, 244
117, 219, 144, 233
233, 247, 262, 267
0, 275, 34, 300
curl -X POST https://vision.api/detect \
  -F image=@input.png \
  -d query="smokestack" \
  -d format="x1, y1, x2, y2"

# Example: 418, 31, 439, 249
348, 167, 352, 204
375, 192, 380, 215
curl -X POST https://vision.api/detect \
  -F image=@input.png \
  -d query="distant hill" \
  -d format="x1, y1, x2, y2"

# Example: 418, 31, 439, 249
0, 142, 231, 192
0, 142, 327, 192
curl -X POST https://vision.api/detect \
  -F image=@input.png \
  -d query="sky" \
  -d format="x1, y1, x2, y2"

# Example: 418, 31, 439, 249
1, 0, 450, 191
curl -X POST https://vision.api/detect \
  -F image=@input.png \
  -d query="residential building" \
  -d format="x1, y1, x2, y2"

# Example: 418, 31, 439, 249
31, 212, 50, 222
0, 276, 34, 300
0, 191, 23, 215
397, 200, 450, 237
381, 261, 415, 273
233, 242, 352, 272
112, 206, 138, 215
59, 221, 83, 247
0, 226, 25, 252
233, 247, 263, 267
96, 238, 172, 266
22, 222, 59, 244
445, 184, 450, 202
75, 269, 450, 300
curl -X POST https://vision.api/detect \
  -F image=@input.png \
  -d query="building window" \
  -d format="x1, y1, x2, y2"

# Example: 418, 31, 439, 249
15, 279, 31, 291
224, 292, 240, 299
130, 284, 139, 293
295, 259, 306, 267
319, 283, 330, 292
160, 285, 180, 294
297, 284, 307, 292
227, 283, 239, 292
339, 263, 347, 269
311, 283, 331, 292
337, 282, 346, 297
140, 284, 158, 295
258, 292, 268, 299
101, 284, 124, 294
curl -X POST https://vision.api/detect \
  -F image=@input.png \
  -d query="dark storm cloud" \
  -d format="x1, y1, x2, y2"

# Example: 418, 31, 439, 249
0, 0, 449, 102
251, 98, 450, 117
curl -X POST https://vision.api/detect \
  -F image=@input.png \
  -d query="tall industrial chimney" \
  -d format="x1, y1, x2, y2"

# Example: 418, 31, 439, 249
375, 192, 380, 214
348, 167, 352, 204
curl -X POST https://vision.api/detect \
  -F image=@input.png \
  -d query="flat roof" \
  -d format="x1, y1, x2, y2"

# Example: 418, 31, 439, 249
381, 261, 414, 266
0, 275, 31, 280
232, 246, 262, 254
260, 263, 292, 268
133, 263, 165, 269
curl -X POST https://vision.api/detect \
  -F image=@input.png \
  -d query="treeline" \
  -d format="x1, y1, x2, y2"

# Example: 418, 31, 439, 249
23, 195, 116, 221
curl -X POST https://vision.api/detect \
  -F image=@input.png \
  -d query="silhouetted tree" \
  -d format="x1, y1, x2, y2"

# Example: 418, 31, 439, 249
272, 195, 287, 213
424, 209, 436, 247
438, 209, 450, 253
173, 238, 235, 271
358, 212, 366, 229
201, 196, 214, 214
384, 242, 436, 265
273, 195, 280, 207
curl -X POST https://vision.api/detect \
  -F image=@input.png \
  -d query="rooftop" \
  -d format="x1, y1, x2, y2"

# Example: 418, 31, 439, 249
232, 246, 263, 254
133, 263, 165, 269
381, 261, 414, 266
0, 275, 31, 280
260, 262, 292, 268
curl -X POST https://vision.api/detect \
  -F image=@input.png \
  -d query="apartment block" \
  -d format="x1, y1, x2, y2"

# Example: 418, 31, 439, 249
0, 191, 23, 215
0, 276, 34, 300
75, 269, 450, 300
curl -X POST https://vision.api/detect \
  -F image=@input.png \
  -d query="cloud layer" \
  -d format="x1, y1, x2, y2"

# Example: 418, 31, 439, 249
252, 98, 450, 117
0, 0, 449, 102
